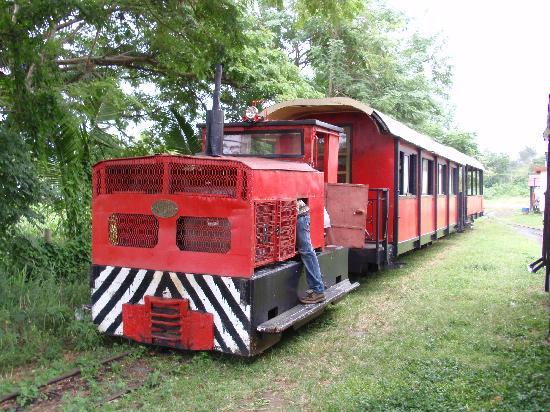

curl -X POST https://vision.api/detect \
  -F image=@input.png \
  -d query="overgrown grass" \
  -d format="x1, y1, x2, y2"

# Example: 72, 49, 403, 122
0, 266, 101, 370
0, 226, 99, 372
104, 218, 548, 411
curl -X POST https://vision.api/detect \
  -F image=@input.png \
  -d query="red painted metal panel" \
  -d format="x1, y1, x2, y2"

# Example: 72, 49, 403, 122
437, 196, 448, 229
467, 195, 483, 215
183, 311, 215, 350
325, 183, 369, 248
449, 195, 458, 225
122, 302, 150, 342
92, 155, 326, 277
398, 197, 418, 242
421, 196, 435, 235
122, 296, 214, 350
324, 133, 340, 183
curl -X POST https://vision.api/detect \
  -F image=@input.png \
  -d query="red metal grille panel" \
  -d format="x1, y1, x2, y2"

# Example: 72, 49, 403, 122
108, 213, 159, 248
169, 162, 239, 197
93, 156, 251, 199
277, 200, 297, 260
254, 202, 278, 265
176, 217, 231, 253
104, 163, 163, 194
241, 171, 249, 200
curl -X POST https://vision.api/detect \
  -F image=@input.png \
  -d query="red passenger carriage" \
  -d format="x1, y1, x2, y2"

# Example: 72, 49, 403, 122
267, 97, 484, 270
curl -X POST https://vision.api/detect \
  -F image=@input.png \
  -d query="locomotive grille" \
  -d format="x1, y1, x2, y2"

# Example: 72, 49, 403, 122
93, 156, 250, 199
255, 200, 297, 266
108, 213, 159, 248
169, 163, 239, 197
104, 163, 164, 194
255, 202, 278, 265
277, 200, 298, 260
176, 217, 231, 253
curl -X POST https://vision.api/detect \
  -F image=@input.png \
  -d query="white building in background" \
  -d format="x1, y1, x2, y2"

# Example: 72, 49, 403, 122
529, 165, 547, 212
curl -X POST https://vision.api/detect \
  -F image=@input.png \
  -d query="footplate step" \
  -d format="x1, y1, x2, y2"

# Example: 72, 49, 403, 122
256, 279, 359, 333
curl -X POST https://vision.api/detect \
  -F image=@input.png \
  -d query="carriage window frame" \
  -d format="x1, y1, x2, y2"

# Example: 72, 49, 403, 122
421, 158, 434, 195
438, 163, 448, 195
451, 167, 459, 195
399, 151, 417, 196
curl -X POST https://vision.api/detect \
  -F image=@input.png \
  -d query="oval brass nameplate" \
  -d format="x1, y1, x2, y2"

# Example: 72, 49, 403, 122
151, 200, 178, 218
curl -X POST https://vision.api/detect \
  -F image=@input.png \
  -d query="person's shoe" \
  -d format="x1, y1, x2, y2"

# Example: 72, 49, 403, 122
299, 289, 326, 304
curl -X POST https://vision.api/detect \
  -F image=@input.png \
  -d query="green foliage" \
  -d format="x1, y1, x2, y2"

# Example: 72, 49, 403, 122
482, 146, 542, 199
0, 128, 43, 230
260, 0, 476, 155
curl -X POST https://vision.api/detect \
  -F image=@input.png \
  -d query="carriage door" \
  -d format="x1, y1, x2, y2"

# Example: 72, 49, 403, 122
325, 183, 369, 248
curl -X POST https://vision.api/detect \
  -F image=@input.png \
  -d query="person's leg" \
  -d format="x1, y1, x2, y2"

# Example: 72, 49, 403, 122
296, 213, 325, 294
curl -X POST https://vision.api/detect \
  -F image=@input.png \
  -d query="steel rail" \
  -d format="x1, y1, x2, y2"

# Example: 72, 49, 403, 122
0, 351, 131, 405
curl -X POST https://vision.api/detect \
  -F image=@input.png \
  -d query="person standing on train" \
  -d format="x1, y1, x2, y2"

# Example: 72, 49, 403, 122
296, 199, 326, 304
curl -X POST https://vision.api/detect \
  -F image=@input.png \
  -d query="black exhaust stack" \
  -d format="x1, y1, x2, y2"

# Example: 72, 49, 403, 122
205, 64, 224, 156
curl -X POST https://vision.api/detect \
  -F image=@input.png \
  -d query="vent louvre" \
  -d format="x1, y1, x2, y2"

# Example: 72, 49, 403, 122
277, 200, 298, 260
151, 302, 182, 346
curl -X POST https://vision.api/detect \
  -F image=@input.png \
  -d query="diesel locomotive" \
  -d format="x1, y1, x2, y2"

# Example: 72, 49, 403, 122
91, 67, 363, 356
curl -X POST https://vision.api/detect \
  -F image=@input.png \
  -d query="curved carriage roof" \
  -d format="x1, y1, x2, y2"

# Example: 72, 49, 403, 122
267, 97, 484, 170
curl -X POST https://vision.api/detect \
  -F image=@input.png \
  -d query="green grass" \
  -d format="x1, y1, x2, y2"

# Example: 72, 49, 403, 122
2, 218, 549, 411
505, 212, 544, 229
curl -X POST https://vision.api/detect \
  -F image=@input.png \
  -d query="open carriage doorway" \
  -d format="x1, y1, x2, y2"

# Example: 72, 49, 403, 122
315, 125, 352, 183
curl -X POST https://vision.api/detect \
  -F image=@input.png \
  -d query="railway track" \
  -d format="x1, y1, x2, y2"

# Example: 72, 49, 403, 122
0, 351, 149, 410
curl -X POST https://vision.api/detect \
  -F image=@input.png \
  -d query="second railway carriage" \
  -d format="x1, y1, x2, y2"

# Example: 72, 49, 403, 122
267, 97, 484, 271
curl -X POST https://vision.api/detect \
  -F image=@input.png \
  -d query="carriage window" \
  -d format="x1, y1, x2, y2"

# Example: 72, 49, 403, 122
399, 152, 417, 195
223, 131, 303, 157
451, 167, 459, 195
338, 126, 351, 183
468, 169, 478, 195
438, 164, 448, 195
422, 159, 434, 195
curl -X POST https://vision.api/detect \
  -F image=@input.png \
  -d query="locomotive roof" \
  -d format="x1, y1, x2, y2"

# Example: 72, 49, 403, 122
267, 97, 485, 170
197, 119, 344, 133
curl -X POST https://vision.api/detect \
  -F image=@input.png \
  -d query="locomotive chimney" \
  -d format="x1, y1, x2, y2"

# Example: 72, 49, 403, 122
205, 64, 224, 156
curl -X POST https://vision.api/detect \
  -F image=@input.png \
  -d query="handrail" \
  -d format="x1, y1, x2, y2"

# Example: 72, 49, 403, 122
365, 189, 389, 256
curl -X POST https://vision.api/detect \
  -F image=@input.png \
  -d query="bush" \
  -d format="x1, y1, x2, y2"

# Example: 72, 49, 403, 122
0, 225, 97, 370
484, 182, 529, 199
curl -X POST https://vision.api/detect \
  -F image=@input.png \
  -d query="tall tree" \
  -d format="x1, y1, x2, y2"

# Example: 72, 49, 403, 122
0, 0, 316, 233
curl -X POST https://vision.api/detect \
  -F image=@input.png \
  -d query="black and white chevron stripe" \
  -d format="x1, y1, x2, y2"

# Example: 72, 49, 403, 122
90, 266, 251, 355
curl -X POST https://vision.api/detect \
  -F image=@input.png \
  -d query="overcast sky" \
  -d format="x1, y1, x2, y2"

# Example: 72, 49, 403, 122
387, 0, 550, 158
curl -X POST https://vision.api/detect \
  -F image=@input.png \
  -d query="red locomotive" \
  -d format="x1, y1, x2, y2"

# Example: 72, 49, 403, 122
91, 69, 484, 356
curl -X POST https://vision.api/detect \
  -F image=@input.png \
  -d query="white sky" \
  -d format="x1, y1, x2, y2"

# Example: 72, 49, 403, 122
386, 0, 550, 158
